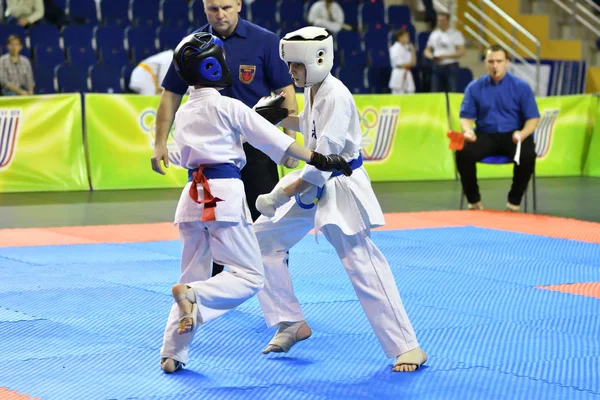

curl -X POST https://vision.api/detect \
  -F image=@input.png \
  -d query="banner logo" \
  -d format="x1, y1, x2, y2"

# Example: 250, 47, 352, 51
535, 108, 559, 159
139, 109, 182, 167
0, 109, 21, 170
359, 107, 400, 161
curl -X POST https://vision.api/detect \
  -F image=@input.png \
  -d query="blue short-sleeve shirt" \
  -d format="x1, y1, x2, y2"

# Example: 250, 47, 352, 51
459, 72, 540, 133
162, 18, 293, 108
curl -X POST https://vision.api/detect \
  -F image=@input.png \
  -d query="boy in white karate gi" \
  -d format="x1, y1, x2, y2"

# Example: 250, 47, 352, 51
159, 32, 352, 374
253, 26, 427, 372
388, 28, 416, 94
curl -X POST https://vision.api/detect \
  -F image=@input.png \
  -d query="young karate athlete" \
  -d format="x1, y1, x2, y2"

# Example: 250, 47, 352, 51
253, 26, 428, 372
159, 31, 351, 374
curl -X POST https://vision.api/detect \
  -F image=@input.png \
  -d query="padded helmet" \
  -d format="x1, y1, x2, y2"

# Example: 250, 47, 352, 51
173, 32, 232, 88
279, 26, 334, 86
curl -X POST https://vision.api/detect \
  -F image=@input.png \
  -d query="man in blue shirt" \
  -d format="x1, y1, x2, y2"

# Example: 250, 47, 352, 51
457, 44, 540, 211
150, 0, 297, 275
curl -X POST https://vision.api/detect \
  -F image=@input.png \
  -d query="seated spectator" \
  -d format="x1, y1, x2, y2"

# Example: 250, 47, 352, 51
307, 0, 352, 34
424, 12, 465, 93
388, 28, 416, 94
0, 35, 35, 96
5, 0, 45, 27
129, 50, 174, 95
456, 44, 539, 212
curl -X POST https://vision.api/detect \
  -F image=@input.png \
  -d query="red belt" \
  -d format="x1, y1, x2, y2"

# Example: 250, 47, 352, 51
188, 166, 224, 222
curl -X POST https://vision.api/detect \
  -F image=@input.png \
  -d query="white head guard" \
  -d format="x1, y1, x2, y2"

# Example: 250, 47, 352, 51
279, 26, 334, 86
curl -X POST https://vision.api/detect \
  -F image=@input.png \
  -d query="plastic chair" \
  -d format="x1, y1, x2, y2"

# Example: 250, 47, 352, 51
458, 155, 534, 213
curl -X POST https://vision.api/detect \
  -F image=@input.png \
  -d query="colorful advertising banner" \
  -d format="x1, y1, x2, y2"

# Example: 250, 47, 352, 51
0, 94, 88, 193
285, 93, 455, 182
85, 94, 188, 190
448, 93, 594, 178
583, 95, 600, 177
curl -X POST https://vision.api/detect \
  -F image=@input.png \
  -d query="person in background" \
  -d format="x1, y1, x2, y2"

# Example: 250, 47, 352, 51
424, 12, 465, 93
307, 0, 353, 33
0, 35, 34, 96
388, 28, 416, 94
5, 0, 45, 27
129, 50, 175, 95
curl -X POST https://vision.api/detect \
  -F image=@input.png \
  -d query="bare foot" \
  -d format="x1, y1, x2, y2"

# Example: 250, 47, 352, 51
262, 321, 312, 354
172, 284, 196, 334
392, 348, 428, 372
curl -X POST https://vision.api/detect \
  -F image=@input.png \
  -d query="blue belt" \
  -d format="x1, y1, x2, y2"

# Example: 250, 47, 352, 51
295, 154, 363, 209
188, 163, 241, 182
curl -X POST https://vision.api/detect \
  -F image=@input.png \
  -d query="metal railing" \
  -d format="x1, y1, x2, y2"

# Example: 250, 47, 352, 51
459, 0, 542, 95
549, 0, 600, 39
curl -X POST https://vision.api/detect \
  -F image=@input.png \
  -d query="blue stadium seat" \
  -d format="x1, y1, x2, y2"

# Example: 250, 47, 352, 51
61, 25, 93, 50
417, 31, 430, 51
55, 65, 88, 92
131, 46, 156, 64
99, 48, 130, 66
387, 5, 411, 28
130, 0, 161, 28
251, 0, 277, 23
336, 30, 362, 53
93, 26, 125, 52
303, 0, 318, 23
33, 45, 65, 67
53, 0, 66, 10
32, 64, 56, 94
125, 26, 157, 52
189, 0, 209, 25
363, 24, 389, 52
367, 48, 389, 68
338, 0, 359, 27
66, 0, 98, 24
359, 2, 385, 30
341, 48, 367, 68
0, 24, 26, 53
100, 0, 129, 27
277, 0, 304, 26
335, 66, 367, 94
160, 0, 189, 28
121, 64, 135, 92
89, 64, 122, 93
366, 66, 391, 93
67, 46, 98, 68
29, 24, 60, 49
157, 26, 187, 51
458, 67, 474, 93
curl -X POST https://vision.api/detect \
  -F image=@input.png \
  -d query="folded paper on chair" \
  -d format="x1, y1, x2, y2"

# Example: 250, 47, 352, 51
514, 138, 521, 165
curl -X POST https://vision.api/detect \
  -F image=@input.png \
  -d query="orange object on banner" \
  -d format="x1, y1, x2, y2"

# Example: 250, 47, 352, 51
447, 130, 465, 150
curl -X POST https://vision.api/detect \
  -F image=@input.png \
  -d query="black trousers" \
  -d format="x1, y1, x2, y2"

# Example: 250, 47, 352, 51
455, 132, 536, 206
211, 142, 280, 276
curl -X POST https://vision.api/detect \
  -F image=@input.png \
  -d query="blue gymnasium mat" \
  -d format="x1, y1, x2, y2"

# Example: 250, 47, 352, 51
0, 226, 599, 399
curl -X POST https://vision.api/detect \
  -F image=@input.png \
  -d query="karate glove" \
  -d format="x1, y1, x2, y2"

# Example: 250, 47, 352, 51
256, 187, 290, 218
307, 152, 353, 176
253, 94, 289, 125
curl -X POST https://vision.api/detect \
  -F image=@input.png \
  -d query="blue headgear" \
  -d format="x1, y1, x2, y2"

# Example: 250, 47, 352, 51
173, 32, 232, 88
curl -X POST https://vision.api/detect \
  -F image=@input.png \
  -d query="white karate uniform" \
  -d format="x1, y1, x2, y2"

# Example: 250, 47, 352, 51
160, 88, 295, 365
255, 74, 419, 358
129, 50, 174, 95
388, 42, 415, 94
